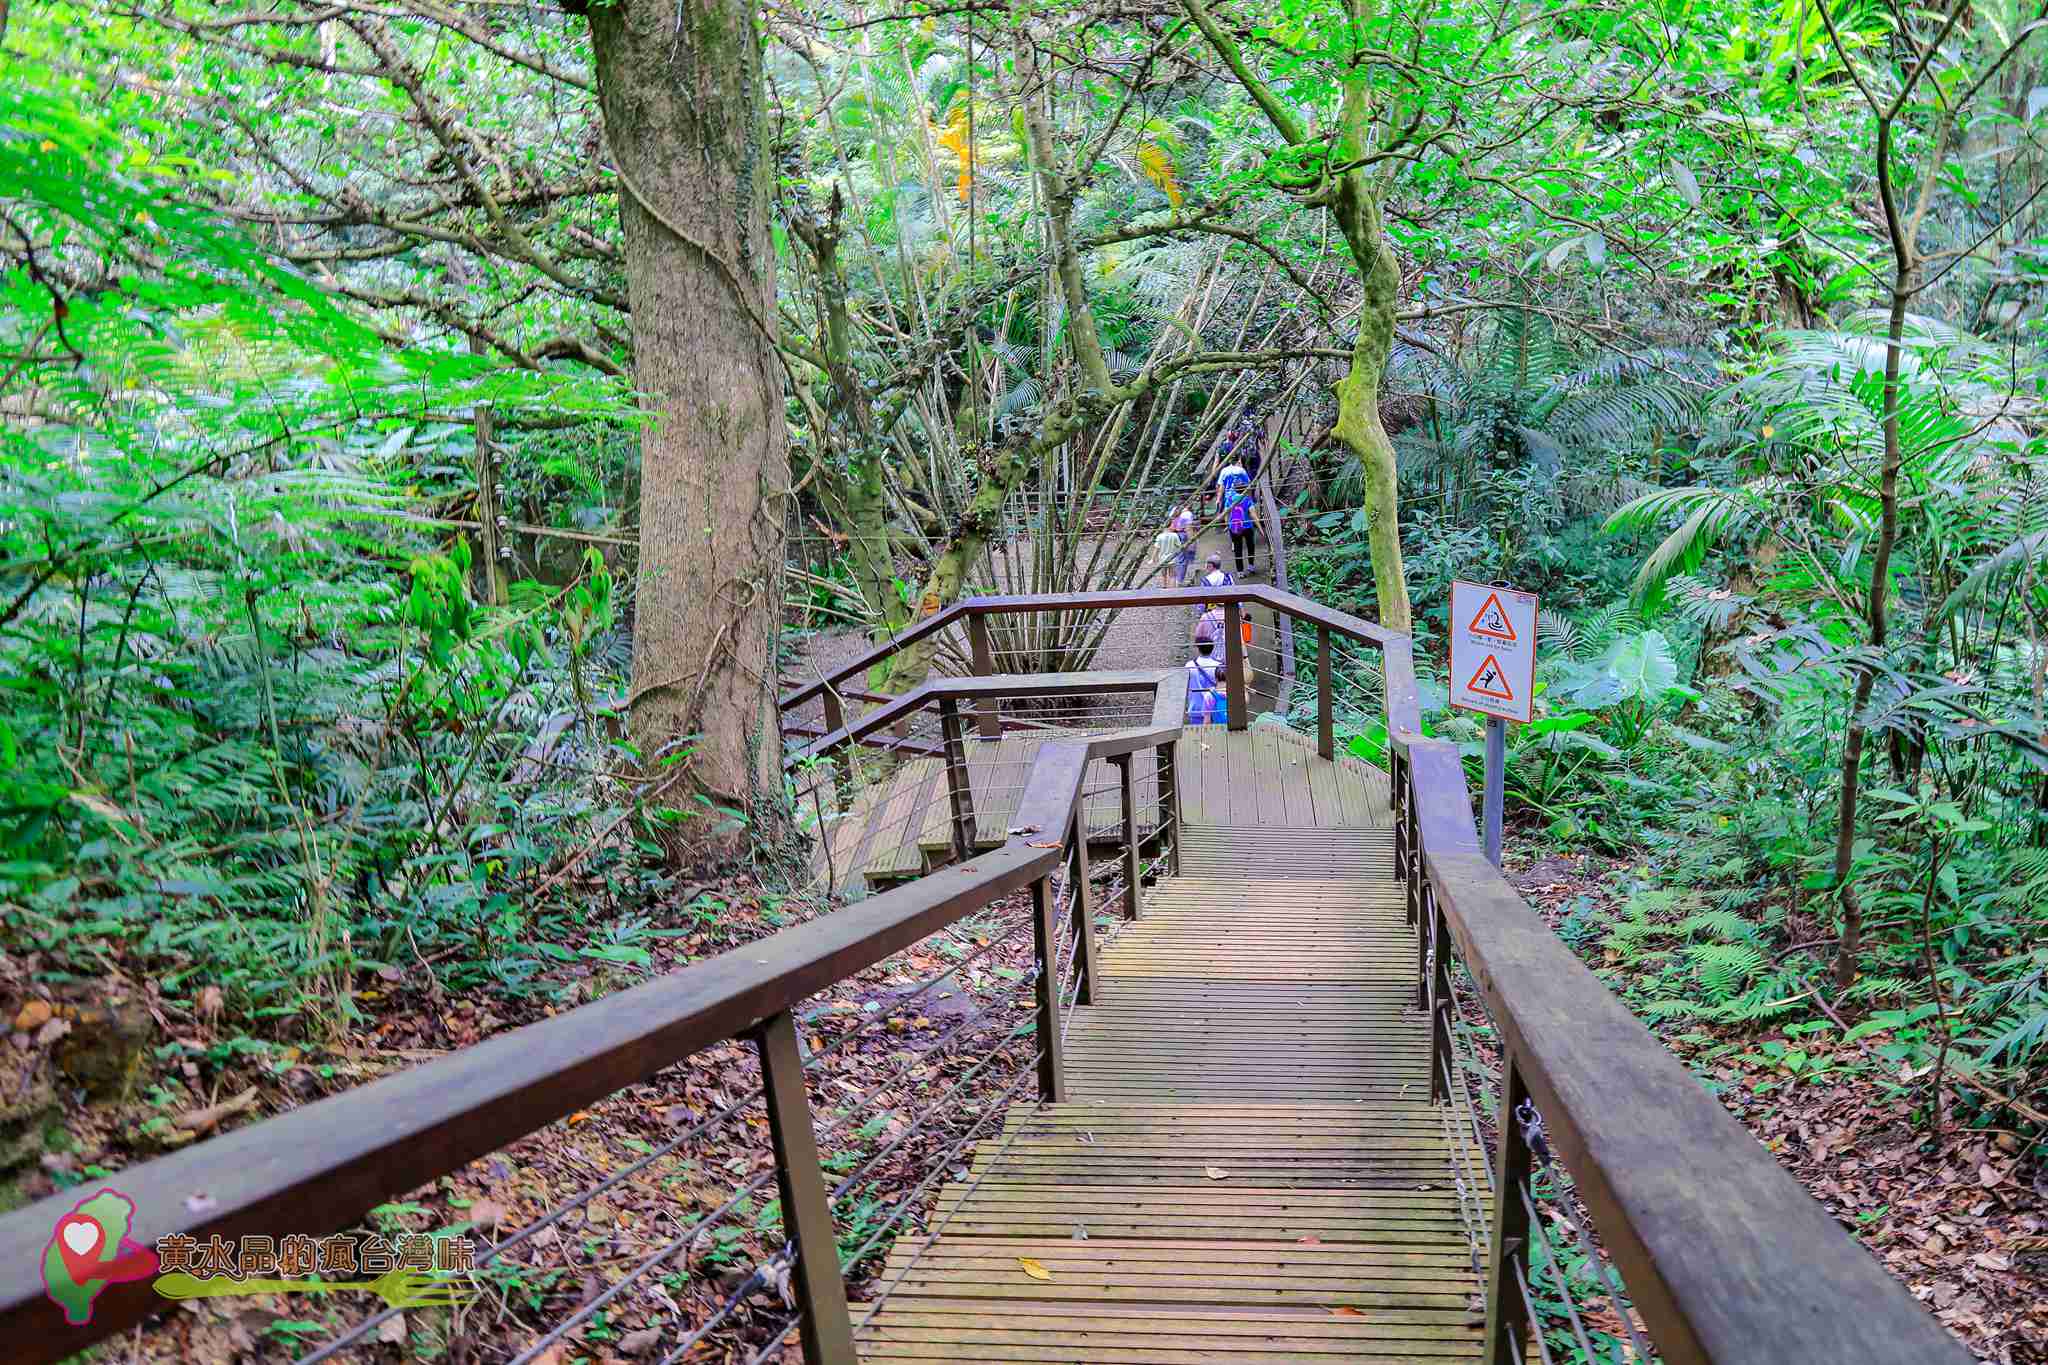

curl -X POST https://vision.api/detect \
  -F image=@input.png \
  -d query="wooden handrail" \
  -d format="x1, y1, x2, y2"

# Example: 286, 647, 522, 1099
777, 584, 1408, 728
0, 669, 1186, 1362
785, 669, 1178, 775
1394, 732, 1969, 1363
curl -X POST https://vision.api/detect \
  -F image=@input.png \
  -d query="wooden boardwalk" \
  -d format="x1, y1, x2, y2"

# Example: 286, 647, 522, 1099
816, 725, 1395, 894
854, 758, 1484, 1360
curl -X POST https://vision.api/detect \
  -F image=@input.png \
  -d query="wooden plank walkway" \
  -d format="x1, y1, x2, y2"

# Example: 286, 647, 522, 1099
816, 727, 1395, 894
855, 806, 1484, 1360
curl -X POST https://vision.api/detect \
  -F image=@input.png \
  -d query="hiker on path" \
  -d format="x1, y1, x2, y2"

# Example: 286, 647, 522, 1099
1192, 600, 1256, 688
1185, 640, 1227, 726
1169, 504, 1196, 583
1238, 419, 1265, 482
1214, 450, 1256, 576
1153, 518, 1184, 589
1197, 552, 1233, 595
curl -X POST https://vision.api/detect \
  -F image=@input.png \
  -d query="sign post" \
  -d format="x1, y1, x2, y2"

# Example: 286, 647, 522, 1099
1448, 581, 1539, 868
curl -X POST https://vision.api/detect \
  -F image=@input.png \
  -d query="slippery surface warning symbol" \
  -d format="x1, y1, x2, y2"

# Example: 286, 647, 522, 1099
1467, 592, 1517, 643
1449, 581, 1538, 722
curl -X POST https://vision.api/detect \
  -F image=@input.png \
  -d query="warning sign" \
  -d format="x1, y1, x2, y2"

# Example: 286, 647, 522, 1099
1467, 592, 1517, 643
1465, 653, 1515, 701
1449, 581, 1538, 723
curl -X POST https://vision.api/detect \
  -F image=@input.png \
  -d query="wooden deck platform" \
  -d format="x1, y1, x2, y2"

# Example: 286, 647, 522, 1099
813, 725, 1396, 895
853, 816, 1483, 1361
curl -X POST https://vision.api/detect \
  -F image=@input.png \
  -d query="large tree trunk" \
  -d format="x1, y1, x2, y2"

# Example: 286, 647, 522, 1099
588, 0, 786, 851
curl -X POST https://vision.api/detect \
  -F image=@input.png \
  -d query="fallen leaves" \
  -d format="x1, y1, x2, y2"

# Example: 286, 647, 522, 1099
1018, 1256, 1052, 1280
1204, 1165, 1230, 1180
467, 1199, 510, 1232
1329, 1305, 1365, 1317
616, 1325, 663, 1355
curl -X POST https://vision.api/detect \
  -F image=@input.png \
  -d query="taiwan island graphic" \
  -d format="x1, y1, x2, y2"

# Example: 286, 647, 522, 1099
43, 1188, 159, 1325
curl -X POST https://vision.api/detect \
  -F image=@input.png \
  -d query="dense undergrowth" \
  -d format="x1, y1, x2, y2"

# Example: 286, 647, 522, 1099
1291, 310, 2048, 1173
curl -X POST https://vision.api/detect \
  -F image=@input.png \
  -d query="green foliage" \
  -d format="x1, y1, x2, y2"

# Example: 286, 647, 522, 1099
1, 63, 644, 1034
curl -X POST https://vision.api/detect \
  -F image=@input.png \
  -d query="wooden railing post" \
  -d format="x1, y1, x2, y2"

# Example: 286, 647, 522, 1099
1482, 1056, 1535, 1365
1395, 747, 1419, 928
1316, 622, 1334, 759
1429, 887, 1452, 1101
938, 697, 976, 862
966, 611, 1000, 738
1416, 876, 1433, 1012
1068, 810, 1100, 1004
1031, 875, 1067, 1101
821, 686, 851, 810
1223, 600, 1248, 731
1157, 740, 1182, 876
1113, 753, 1141, 920
755, 1012, 857, 1365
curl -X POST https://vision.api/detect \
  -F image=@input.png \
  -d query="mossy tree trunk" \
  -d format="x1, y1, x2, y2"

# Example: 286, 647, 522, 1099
588, 0, 787, 851
1182, 0, 1411, 631
1328, 175, 1411, 632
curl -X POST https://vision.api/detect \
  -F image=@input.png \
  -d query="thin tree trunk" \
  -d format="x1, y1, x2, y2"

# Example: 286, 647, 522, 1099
468, 336, 509, 607
790, 195, 905, 643
1181, 0, 1410, 631
588, 0, 787, 851
1829, 99, 1945, 989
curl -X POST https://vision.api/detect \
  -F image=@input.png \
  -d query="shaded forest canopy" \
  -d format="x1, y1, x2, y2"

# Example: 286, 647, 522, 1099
3, 0, 2048, 1354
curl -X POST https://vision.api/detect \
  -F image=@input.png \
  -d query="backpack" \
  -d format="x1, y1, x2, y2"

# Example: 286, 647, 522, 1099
1185, 657, 1222, 723
1170, 508, 1193, 537
1194, 609, 1223, 645
1227, 500, 1252, 535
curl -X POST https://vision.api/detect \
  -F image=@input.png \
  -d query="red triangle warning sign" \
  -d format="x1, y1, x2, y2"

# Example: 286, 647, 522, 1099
1468, 591, 1517, 642
1466, 653, 1515, 701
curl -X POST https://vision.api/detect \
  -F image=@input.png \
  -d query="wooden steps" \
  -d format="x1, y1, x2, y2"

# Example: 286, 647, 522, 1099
852, 818, 1483, 1361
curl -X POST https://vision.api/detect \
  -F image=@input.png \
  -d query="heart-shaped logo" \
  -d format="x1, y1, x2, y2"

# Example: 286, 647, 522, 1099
60, 1219, 100, 1257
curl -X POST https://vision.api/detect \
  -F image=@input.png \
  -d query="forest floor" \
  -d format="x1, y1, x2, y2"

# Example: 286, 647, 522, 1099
1506, 851, 2048, 1363
8, 862, 1052, 1363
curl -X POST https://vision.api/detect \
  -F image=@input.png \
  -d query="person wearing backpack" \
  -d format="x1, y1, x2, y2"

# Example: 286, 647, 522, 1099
1214, 453, 1256, 576
1185, 640, 1227, 726
1198, 552, 1234, 594
1192, 594, 1255, 689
